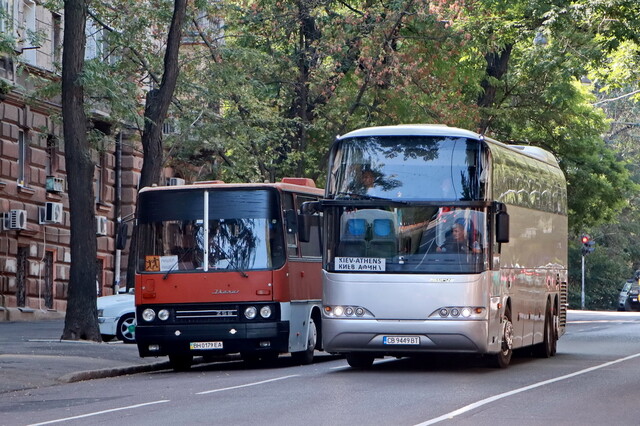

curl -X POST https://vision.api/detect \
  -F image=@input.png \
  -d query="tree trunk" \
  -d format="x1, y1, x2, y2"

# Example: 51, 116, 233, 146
477, 44, 513, 134
125, 0, 188, 290
61, 0, 101, 341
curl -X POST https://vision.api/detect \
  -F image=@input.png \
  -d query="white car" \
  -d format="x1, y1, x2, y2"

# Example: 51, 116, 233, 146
97, 290, 136, 343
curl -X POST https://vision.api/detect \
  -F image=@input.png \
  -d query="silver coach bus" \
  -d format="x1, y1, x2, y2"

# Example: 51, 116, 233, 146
308, 124, 567, 368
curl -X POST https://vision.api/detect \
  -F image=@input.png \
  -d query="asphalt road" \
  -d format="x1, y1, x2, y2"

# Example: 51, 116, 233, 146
1, 310, 640, 426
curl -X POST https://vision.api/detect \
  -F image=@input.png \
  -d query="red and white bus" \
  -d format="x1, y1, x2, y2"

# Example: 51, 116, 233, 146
133, 178, 324, 370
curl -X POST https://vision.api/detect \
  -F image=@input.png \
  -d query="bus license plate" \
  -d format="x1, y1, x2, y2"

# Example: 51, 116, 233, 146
383, 336, 420, 345
190, 341, 223, 350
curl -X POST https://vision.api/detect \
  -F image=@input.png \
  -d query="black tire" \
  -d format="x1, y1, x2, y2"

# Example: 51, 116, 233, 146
116, 313, 136, 344
534, 302, 555, 358
346, 353, 375, 369
489, 305, 513, 368
169, 354, 193, 371
291, 318, 317, 365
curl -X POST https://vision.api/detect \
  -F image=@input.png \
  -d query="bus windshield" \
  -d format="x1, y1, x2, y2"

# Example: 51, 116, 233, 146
326, 206, 488, 274
136, 188, 285, 274
329, 136, 486, 201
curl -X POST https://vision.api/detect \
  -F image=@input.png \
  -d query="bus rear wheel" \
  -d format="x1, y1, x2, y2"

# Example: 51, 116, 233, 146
534, 302, 557, 358
490, 306, 513, 368
346, 353, 375, 369
292, 318, 317, 365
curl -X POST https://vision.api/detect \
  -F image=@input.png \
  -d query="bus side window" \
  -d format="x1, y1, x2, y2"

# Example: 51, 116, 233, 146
297, 195, 322, 258
282, 192, 300, 258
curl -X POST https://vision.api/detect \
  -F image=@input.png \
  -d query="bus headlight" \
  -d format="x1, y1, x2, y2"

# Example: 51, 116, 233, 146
158, 309, 170, 321
431, 307, 485, 319
142, 308, 156, 322
323, 305, 371, 318
259, 305, 272, 319
244, 306, 257, 319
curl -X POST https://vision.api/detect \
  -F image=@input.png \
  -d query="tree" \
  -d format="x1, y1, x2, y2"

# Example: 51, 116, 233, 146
124, 0, 188, 290
61, 0, 101, 341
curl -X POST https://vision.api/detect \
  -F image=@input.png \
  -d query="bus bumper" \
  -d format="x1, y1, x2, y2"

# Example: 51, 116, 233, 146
136, 321, 290, 357
322, 318, 490, 355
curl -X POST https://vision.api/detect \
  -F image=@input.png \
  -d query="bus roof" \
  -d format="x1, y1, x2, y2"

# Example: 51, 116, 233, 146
337, 124, 560, 168
139, 178, 323, 196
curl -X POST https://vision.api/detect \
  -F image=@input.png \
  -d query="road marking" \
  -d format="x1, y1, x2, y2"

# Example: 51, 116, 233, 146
196, 374, 300, 395
329, 357, 399, 370
28, 400, 169, 425
414, 352, 640, 425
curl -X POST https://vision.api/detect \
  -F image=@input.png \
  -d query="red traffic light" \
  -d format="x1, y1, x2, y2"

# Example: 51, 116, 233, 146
581, 235, 590, 244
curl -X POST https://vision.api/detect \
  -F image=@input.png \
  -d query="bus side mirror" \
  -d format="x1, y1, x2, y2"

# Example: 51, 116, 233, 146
116, 222, 129, 250
298, 201, 322, 243
495, 205, 509, 243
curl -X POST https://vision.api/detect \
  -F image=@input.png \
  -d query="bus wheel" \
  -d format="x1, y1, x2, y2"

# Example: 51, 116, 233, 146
534, 302, 556, 358
346, 353, 375, 369
292, 318, 317, 365
490, 306, 513, 368
169, 354, 193, 371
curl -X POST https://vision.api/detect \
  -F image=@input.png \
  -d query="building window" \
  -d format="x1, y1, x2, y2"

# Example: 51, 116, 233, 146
0, 0, 10, 34
19, 0, 37, 66
46, 134, 58, 176
52, 13, 62, 65
95, 153, 104, 204
18, 130, 28, 186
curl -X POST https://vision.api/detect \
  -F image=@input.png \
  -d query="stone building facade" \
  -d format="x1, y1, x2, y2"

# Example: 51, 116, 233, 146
0, 1, 142, 320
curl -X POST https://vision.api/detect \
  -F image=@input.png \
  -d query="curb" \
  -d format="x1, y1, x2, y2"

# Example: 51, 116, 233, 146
0, 307, 65, 322
58, 361, 172, 383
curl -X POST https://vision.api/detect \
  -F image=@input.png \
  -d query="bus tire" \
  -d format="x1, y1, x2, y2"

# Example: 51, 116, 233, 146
169, 354, 193, 371
534, 302, 556, 358
490, 306, 513, 368
346, 353, 375, 369
292, 318, 317, 365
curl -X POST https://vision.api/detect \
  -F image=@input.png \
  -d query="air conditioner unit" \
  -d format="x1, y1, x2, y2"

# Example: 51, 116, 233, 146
39, 202, 63, 224
96, 216, 108, 236
3, 209, 27, 230
167, 177, 185, 186
45, 176, 65, 193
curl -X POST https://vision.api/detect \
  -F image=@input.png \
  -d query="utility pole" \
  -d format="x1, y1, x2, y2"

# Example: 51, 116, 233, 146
580, 234, 595, 310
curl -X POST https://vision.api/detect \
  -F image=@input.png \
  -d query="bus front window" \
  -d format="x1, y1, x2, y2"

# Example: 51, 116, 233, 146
137, 189, 286, 274
329, 136, 485, 201
328, 206, 488, 274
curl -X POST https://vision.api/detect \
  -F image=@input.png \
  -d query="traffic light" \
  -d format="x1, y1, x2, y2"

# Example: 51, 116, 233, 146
581, 234, 595, 255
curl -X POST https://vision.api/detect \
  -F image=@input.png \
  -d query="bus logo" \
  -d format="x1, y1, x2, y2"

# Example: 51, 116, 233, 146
212, 289, 240, 295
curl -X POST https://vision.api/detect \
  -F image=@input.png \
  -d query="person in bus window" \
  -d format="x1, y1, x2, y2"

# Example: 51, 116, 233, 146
436, 219, 482, 253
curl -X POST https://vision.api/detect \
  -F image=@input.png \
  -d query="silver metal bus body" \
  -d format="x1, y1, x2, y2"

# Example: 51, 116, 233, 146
319, 125, 568, 367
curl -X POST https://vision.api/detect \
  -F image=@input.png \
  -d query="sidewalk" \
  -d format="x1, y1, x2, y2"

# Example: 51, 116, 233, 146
0, 319, 170, 395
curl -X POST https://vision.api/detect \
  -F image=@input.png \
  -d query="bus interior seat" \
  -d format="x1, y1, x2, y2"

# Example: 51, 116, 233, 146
369, 219, 396, 257
338, 218, 368, 257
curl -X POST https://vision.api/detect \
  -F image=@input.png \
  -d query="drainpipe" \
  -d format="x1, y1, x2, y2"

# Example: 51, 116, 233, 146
113, 132, 122, 294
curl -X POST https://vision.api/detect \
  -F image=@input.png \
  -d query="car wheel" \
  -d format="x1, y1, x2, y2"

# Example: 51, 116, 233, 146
116, 313, 136, 343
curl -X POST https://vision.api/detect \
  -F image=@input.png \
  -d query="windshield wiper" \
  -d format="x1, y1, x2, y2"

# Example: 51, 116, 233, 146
335, 191, 389, 201
333, 191, 408, 205
162, 246, 196, 280
211, 242, 249, 278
